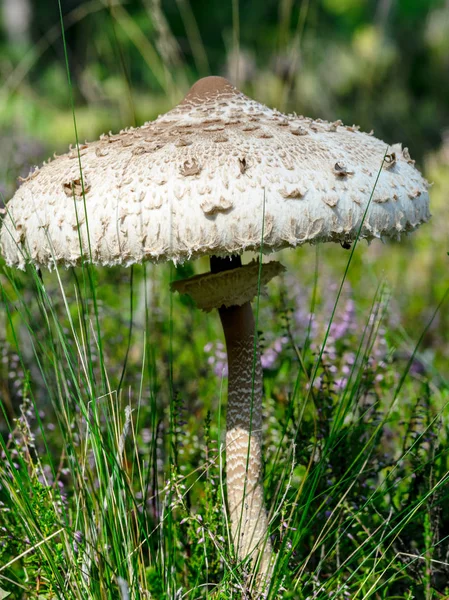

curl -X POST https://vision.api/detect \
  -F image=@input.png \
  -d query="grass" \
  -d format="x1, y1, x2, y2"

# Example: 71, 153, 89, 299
1, 241, 448, 598
1, 1, 449, 598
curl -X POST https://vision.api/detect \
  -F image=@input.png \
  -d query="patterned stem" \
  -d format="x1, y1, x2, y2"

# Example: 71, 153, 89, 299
218, 301, 273, 580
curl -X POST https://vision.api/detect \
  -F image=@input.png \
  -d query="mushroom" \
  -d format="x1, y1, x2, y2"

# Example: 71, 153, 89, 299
0, 76, 430, 587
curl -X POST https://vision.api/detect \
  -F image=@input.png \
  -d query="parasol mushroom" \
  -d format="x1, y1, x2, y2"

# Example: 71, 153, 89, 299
0, 76, 430, 586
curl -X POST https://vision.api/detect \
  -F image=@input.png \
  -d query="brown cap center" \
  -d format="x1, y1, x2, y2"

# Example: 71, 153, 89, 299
181, 76, 237, 105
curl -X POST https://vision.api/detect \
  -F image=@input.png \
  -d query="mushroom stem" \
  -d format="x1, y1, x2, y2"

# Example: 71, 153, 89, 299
211, 256, 272, 582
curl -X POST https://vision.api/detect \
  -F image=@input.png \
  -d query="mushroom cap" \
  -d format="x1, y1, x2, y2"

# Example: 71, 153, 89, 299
1, 76, 430, 270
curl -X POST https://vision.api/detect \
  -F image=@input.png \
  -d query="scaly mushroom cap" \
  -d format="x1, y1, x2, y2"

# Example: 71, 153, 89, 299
1, 76, 430, 270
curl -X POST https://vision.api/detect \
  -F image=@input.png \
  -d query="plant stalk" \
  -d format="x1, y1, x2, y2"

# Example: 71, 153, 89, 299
211, 255, 272, 582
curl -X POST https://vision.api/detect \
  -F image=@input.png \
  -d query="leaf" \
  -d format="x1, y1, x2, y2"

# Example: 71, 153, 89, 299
0, 589, 11, 599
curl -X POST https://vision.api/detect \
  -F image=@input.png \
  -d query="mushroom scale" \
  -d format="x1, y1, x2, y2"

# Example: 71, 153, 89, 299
0, 76, 430, 270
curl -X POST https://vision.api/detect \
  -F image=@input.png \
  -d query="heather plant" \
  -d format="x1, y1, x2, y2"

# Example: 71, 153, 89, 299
1, 246, 448, 598
0, 386, 67, 598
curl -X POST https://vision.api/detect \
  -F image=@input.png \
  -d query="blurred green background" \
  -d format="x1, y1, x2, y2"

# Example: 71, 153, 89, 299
1, 0, 449, 152
0, 0, 448, 361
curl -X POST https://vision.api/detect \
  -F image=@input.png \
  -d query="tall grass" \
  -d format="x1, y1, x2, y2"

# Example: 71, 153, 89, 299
1, 239, 449, 599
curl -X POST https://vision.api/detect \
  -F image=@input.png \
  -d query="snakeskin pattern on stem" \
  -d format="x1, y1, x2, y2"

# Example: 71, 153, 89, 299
218, 301, 272, 580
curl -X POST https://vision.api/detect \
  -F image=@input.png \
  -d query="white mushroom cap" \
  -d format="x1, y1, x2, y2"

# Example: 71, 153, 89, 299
0, 76, 430, 270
